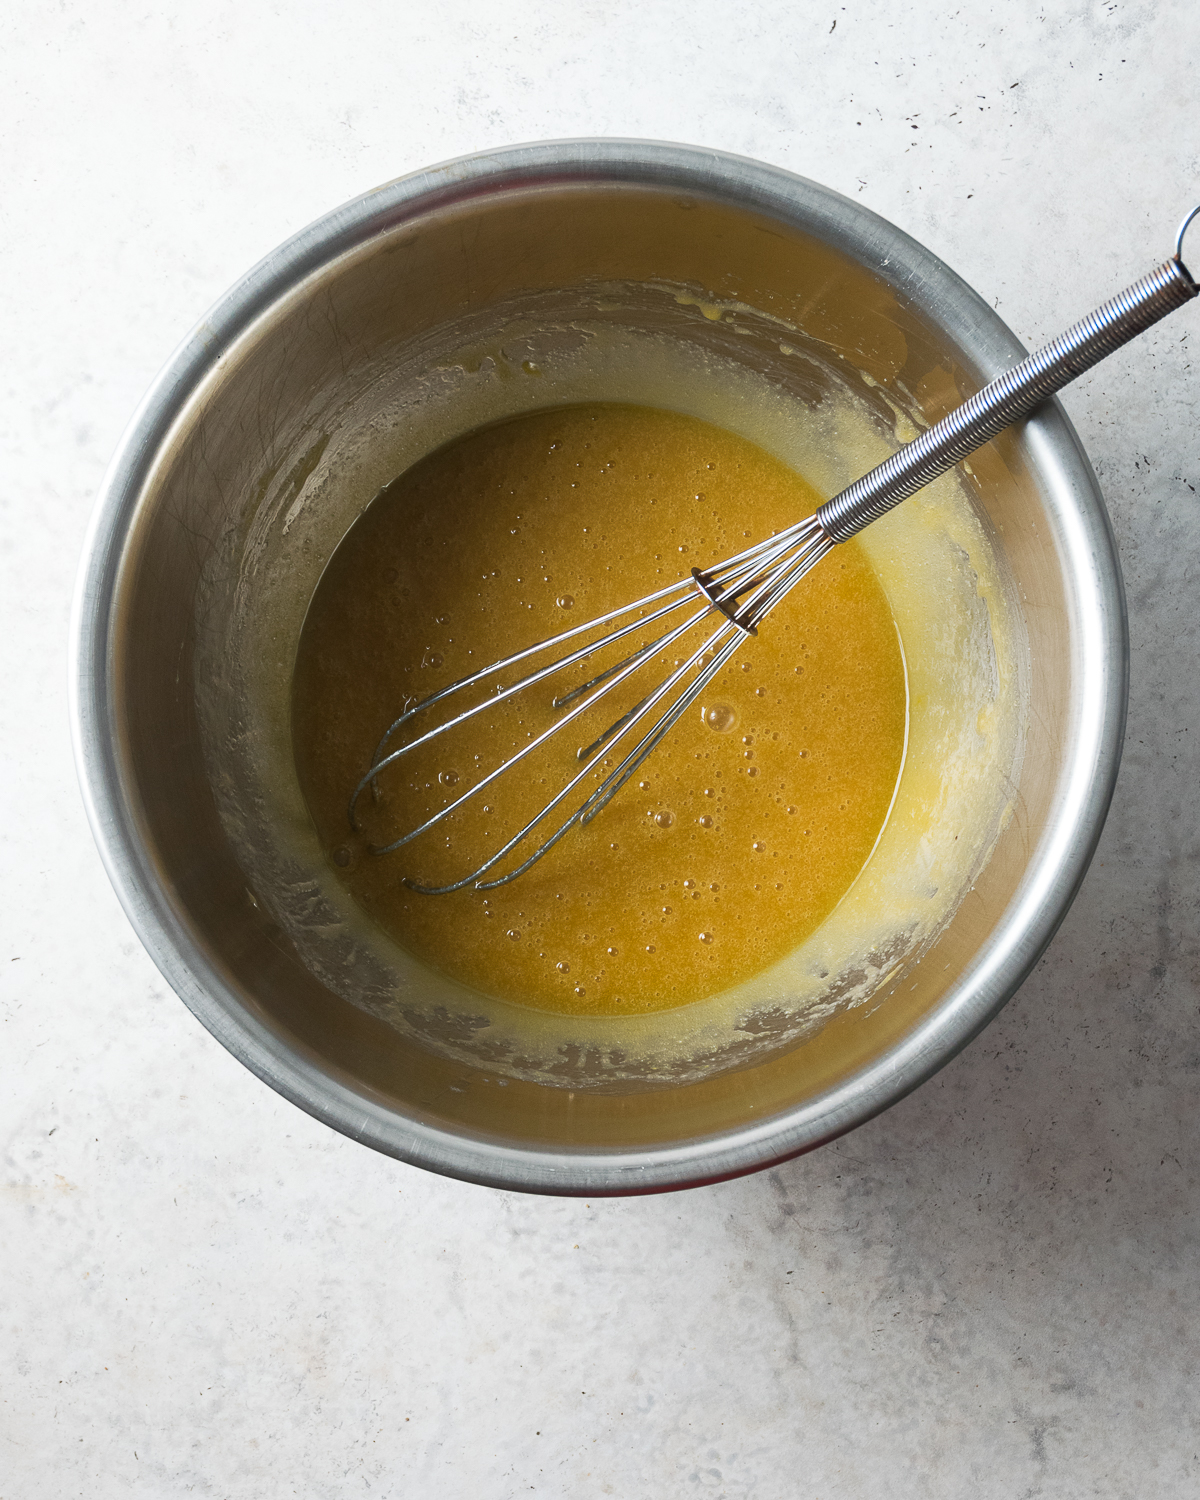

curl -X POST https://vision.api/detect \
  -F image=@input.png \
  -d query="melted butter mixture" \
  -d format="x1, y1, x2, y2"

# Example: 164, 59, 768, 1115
292, 404, 908, 1017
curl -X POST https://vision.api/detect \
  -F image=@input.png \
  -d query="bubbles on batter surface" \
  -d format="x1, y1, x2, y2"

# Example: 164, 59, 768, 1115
702, 703, 737, 732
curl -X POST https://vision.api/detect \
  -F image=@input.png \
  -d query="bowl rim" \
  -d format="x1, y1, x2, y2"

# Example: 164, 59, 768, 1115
69, 138, 1128, 1195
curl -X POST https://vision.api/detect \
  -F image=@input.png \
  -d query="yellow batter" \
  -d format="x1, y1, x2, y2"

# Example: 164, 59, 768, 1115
291, 404, 907, 1017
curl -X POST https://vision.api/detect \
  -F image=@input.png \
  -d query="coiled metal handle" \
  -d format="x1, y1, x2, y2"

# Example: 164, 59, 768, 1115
817, 246, 1198, 544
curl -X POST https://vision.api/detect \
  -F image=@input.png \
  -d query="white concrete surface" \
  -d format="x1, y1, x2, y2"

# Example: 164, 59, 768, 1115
3, 2, 1199, 1495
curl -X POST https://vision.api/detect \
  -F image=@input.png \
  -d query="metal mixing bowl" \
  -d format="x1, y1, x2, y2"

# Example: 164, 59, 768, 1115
70, 141, 1126, 1194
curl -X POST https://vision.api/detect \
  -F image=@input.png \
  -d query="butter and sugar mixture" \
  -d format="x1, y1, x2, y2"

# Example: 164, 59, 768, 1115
292, 403, 907, 1016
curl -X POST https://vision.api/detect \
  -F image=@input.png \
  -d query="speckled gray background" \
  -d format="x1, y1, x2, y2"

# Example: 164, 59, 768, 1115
3, 2, 1199, 1495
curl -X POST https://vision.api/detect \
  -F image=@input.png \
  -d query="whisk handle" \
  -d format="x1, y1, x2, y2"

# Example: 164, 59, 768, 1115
816, 254, 1198, 543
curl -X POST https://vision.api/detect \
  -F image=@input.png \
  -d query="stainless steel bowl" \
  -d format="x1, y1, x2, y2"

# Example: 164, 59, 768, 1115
70, 141, 1126, 1194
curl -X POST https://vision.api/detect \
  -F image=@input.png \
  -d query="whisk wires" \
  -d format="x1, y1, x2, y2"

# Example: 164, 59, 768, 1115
348, 513, 833, 892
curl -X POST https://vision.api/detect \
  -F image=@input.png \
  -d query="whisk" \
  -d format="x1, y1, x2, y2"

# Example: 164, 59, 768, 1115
350, 207, 1200, 894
